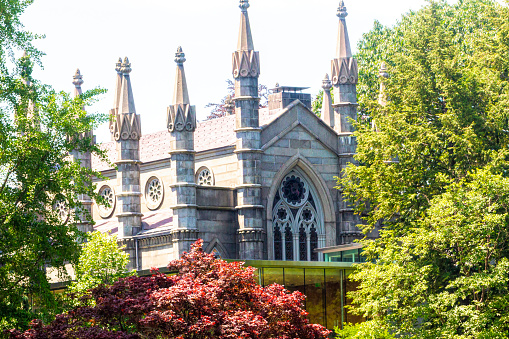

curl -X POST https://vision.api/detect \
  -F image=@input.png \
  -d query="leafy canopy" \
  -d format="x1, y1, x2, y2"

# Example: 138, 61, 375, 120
340, 0, 509, 337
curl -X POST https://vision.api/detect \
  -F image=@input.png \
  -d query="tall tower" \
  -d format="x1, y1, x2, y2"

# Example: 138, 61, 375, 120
331, 0, 358, 134
167, 47, 198, 259
109, 57, 143, 238
70, 69, 94, 233
232, 0, 264, 260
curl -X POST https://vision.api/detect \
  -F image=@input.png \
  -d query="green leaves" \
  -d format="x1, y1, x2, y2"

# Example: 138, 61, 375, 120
341, 0, 509, 337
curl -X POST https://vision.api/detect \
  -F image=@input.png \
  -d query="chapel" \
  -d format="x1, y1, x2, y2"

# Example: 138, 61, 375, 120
71, 0, 375, 274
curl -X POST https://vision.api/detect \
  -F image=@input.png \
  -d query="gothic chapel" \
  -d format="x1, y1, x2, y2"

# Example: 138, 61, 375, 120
73, 0, 370, 271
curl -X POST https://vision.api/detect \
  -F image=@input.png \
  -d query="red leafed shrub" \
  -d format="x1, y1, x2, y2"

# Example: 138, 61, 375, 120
8, 240, 330, 339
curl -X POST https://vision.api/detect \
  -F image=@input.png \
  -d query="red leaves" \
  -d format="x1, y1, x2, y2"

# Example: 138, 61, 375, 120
11, 239, 330, 339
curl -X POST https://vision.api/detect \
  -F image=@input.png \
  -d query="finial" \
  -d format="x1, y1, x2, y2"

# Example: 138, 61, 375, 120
115, 57, 122, 73
239, 0, 250, 11
322, 73, 332, 90
120, 57, 132, 74
337, 0, 348, 19
175, 46, 186, 65
275, 82, 280, 88
379, 62, 389, 78
72, 68, 84, 87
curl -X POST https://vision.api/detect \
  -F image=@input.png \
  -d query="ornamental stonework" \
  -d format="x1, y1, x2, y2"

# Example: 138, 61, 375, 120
232, 50, 260, 78
167, 104, 196, 132
331, 57, 358, 85
109, 109, 142, 141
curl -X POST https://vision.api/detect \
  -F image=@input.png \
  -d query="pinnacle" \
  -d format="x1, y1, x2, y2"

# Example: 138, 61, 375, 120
115, 57, 122, 72
175, 46, 186, 65
121, 57, 132, 74
379, 62, 389, 78
337, 0, 348, 19
237, 0, 254, 51
239, 0, 250, 11
72, 68, 84, 87
322, 73, 332, 90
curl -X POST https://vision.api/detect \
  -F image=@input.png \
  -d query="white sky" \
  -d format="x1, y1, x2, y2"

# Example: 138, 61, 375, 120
22, 0, 438, 143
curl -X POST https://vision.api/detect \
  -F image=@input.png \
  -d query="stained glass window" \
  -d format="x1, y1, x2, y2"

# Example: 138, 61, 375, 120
274, 224, 282, 260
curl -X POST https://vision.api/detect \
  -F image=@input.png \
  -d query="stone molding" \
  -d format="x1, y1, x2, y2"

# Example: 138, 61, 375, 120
331, 57, 358, 85
167, 103, 196, 132
109, 109, 142, 141
237, 228, 265, 242
171, 228, 199, 241
232, 50, 260, 78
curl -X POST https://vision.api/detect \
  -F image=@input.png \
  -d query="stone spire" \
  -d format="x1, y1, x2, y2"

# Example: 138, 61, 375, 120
232, 0, 264, 260
167, 46, 198, 259
321, 74, 334, 128
72, 68, 84, 97
70, 69, 93, 233
224, 95, 235, 115
335, 0, 352, 59
113, 57, 122, 112
237, 0, 254, 51
168, 47, 196, 133
378, 62, 389, 107
109, 57, 142, 239
331, 0, 358, 134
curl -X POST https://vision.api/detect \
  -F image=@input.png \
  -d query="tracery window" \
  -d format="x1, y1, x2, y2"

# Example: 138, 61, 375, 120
145, 176, 164, 210
98, 185, 115, 219
53, 198, 69, 223
196, 167, 213, 186
272, 171, 324, 261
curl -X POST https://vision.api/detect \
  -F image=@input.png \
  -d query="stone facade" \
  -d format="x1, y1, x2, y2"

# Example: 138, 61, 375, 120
84, 0, 373, 271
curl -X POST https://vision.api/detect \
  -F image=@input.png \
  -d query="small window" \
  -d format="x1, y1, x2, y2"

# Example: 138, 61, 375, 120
196, 167, 214, 186
145, 176, 164, 210
98, 185, 115, 219
53, 198, 69, 224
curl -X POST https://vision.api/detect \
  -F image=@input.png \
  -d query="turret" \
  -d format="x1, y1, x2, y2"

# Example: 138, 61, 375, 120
70, 69, 94, 232
232, 0, 264, 260
167, 47, 198, 259
109, 57, 142, 238
321, 74, 334, 127
331, 0, 358, 134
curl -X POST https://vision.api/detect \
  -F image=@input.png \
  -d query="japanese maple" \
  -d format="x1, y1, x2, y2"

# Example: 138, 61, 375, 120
9, 239, 330, 339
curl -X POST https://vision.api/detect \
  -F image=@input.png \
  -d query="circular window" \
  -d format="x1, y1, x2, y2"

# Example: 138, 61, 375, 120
280, 174, 308, 207
54, 199, 69, 223
197, 167, 213, 186
98, 185, 115, 219
145, 177, 164, 210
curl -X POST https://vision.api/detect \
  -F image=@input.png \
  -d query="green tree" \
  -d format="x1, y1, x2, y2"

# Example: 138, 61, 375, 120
67, 231, 135, 306
340, 0, 509, 337
0, 0, 107, 332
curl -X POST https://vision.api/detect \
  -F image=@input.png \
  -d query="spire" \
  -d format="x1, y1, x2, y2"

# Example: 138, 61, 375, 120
113, 57, 122, 111
237, 0, 254, 51
172, 46, 190, 105
335, 0, 352, 59
378, 62, 389, 107
72, 68, 84, 97
321, 74, 334, 127
118, 57, 136, 114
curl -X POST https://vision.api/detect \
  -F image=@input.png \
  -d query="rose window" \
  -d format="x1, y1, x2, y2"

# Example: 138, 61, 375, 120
197, 168, 213, 186
145, 177, 164, 210
98, 186, 115, 218
54, 199, 69, 223
281, 175, 307, 206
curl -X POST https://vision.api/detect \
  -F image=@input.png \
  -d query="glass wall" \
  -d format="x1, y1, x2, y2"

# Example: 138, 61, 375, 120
257, 265, 361, 330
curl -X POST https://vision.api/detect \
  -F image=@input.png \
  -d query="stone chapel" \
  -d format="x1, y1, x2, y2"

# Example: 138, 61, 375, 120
71, 0, 372, 272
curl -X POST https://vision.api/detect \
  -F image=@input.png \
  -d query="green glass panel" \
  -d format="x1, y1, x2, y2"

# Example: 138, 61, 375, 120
305, 268, 325, 326
344, 270, 363, 324
325, 269, 342, 330
262, 267, 284, 286
284, 268, 305, 306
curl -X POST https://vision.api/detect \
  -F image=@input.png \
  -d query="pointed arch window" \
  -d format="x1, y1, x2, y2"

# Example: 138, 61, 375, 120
272, 171, 325, 261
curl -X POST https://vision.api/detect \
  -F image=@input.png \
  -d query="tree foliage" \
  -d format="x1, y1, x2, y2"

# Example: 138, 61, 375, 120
340, 0, 509, 337
0, 0, 107, 331
67, 231, 135, 305
9, 240, 330, 339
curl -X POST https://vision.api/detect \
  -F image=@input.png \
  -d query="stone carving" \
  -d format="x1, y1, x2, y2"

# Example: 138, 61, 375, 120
239, 0, 249, 11
331, 57, 358, 85
109, 57, 142, 141
224, 94, 235, 115
337, 0, 347, 18
232, 50, 260, 78
72, 68, 84, 88
145, 176, 164, 210
167, 104, 196, 132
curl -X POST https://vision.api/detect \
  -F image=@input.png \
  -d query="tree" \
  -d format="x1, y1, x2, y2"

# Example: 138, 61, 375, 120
339, 0, 509, 337
0, 0, 107, 331
9, 240, 331, 339
66, 231, 135, 306
206, 79, 269, 120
